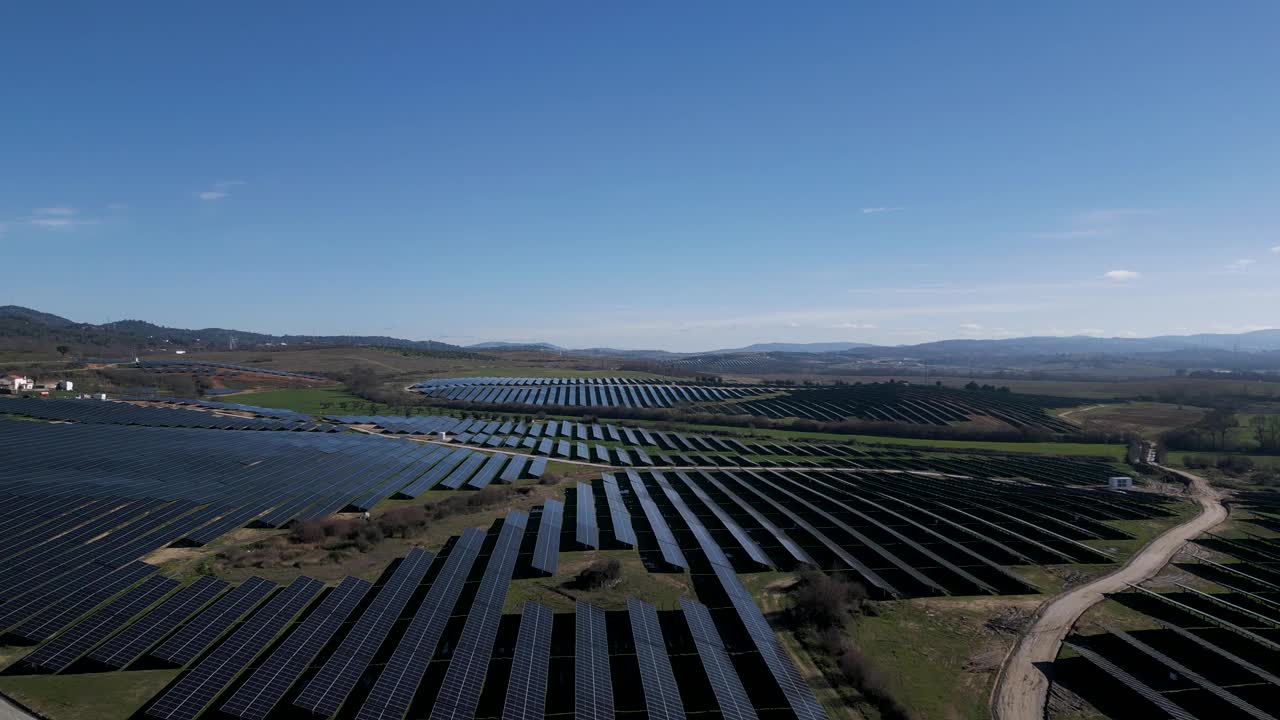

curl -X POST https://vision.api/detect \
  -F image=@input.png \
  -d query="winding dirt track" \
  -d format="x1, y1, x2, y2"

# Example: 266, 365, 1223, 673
991, 467, 1226, 720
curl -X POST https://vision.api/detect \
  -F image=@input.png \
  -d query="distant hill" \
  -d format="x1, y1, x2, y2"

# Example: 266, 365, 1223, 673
0, 305, 470, 355
712, 341, 881, 354
468, 341, 566, 352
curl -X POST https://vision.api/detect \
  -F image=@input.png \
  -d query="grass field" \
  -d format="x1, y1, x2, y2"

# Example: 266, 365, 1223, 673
227, 386, 366, 414
0, 669, 179, 720
1062, 401, 1206, 438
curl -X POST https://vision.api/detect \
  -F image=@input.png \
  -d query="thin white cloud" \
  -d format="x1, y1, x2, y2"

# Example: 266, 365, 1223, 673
1076, 208, 1155, 224
1226, 258, 1256, 272
197, 180, 245, 201
828, 322, 878, 330
33, 207, 78, 216
861, 206, 904, 214
1102, 270, 1141, 281
1270, 245, 1280, 255
1027, 229, 1106, 240
959, 323, 983, 330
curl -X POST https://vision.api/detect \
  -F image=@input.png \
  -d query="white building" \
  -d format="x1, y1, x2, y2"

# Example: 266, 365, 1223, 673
57, 380, 74, 391
1108, 476, 1134, 490
1, 375, 34, 393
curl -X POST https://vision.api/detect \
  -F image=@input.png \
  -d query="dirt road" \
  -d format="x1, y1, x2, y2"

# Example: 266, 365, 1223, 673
991, 467, 1226, 720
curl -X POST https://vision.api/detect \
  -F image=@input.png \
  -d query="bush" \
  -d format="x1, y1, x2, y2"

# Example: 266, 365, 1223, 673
789, 571, 872, 628
538, 472, 561, 486
569, 558, 622, 590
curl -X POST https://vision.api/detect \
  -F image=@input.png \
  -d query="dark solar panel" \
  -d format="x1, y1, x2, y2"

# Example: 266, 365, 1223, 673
354, 528, 486, 720
530, 500, 563, 575
147, 576, 324, 720
575, 601, 613, 720
426, 511, 529, 720
679, 599, 757, 720
624, 471, 687, 568
292, 548, 435, 717
89, 575, 228, 669
501, 602, 554, 720
24, 575, 178, 673
628, 598, 685, 720
221, 576, 372, 720
575, 482, 599, 548
601, 474, 636, 546
499, 455, 528, 483
151, 576, 276, 667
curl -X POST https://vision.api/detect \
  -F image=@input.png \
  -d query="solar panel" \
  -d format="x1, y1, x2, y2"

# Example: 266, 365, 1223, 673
530, 500, 563, 575
528, 457, 547, 478
151, 576, 276, 667
441, 451, 487, 489
499, 455, 528, 483
679, 599, 757, 720
466, 453, 509, 489
501, 602, 553, 720
147, 576, 324, 720
575, 483, 599, 549
667, 472, 772, 567
426, 511, 529, 720
602, 474, 637, 546
628, 598, 685, 720
293, 547, 435, 717
89, 575, 228, 669
624, 471, 687, 568
12, 560, 160, 642
24, 575, 178, 673
221, 576, 372, 720
575, 601, 613, 720
354, 528, 486, 720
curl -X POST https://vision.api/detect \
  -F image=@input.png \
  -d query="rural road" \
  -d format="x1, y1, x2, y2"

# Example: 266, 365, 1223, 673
991, 466, 1226, 720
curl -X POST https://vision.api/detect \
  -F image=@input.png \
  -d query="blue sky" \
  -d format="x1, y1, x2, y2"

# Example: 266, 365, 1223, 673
3, 3, 1278, 351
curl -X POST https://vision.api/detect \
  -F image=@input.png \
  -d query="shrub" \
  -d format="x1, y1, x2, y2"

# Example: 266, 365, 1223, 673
789, 571, 872, 628
569, 558, 622, 589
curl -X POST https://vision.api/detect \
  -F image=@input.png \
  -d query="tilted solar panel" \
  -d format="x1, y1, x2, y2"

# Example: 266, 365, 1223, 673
679, 599, 757, 720
575, 601, 613, 720
24, 575, 178, 673
151, 576, 276, 667
628, 598, 685, 720
530, 500, 563, 575
89, 575, 228, 669
501, 602, 554, 720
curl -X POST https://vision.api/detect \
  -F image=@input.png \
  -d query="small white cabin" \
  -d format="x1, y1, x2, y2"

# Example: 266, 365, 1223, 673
1108, 476, 1134, 490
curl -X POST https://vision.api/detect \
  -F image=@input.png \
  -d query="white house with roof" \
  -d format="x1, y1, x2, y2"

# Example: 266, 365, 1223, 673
1, 375, 34, 393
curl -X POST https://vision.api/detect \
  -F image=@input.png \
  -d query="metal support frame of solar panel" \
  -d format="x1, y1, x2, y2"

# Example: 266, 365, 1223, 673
530, 500, 563, 575
353, 528, 487, 720
147, 577, 324, 720
88, 575, 229, 669
1062, 640, 1196, 720
601, 474, 637, 546
667, 471, 772, 567
221, 576, 372, 720
1100, 624, 1277, 719
726, 470, 897, 598
424, 511, 529, 720
23, 575, 179, 673
679, 599, 757, 720
575, 601, 614, 720
150, 576, 277, 666
292, 547, 436, 717
1151, 615, 1280, 687
502, 602, 554, 720
628, 598, 685, 720
622, 471, 687, 569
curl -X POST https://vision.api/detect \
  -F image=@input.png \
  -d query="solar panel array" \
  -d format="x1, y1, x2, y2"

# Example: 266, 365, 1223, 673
427, 511, 529, 720
575, 482, 600, 548
294, 547, 436, 717
89, 575, 229, 669
354, 529, 486, 720
530, 500, 563, 575
624, 470, 688, 569
628, 598, 686, 720
602, 474, 637, 546
411, 377, 759, 409
680, 599, 758, 720
147, 576, 324, 720
23, 575, 178, 673
151, 576, 276, 666
221, 575, 372, 720
502, 602, 554, 720
575, 601, 614, 720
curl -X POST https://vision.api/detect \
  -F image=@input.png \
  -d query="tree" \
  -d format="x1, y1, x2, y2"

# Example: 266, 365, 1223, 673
56, 345, 70, 358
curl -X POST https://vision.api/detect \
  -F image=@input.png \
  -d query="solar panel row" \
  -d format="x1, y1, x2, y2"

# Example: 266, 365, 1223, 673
151, 576, 277, 666
530, 501, 563, 575
628, 598, 685, 720
575, 601, 614, 720
89, 575, 229, 669
501, 602, 554, 720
